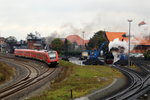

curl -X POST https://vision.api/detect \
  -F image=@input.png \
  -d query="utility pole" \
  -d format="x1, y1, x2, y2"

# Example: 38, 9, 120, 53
82, 31, 85, 50
128, 19, 132, 67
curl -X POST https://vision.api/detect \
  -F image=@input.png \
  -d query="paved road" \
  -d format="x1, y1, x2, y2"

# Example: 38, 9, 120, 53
69, 57, 85, 65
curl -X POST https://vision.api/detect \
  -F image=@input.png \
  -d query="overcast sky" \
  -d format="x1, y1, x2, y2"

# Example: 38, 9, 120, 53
0, 0, 149, 40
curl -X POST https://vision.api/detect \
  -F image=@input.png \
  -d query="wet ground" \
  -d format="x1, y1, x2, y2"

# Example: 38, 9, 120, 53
69, 57, 85, 65
69, 57, 105, 65
137, 91, 150, 100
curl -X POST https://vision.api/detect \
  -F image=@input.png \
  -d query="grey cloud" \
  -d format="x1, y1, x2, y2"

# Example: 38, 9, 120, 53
0, 0, 150, 40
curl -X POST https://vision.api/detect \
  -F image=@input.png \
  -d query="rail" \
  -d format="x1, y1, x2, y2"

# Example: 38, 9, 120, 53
0, 54, 62, 100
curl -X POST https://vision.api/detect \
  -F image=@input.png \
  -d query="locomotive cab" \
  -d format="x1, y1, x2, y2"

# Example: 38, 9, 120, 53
47, 51, 59, 66
48, 51, 57, 60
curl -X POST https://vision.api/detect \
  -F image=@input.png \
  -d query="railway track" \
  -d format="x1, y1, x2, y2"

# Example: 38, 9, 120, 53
0, 54, 62, 100
105, 58, 150, 100
129, 58, 150, 99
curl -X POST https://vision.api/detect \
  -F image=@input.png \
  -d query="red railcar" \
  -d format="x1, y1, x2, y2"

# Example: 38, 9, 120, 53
14, 49, 59, 67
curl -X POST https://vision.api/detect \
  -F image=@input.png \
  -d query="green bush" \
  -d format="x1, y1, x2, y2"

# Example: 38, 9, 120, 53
61, 51, 81, 57
144, 50, 150, 60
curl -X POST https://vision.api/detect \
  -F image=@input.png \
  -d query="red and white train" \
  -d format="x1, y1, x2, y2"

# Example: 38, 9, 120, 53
14, 49, 59, 67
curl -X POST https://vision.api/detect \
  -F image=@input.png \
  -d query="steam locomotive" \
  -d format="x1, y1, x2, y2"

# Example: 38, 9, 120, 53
14, 49, 59, 67
105, 52, 114, 64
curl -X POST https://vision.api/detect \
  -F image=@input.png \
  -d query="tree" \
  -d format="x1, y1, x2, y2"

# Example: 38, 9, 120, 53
5, 36, 17, 53
88, 30, 108, 52
144, 50, 150, 60
64, 39, 68, 57
51, 38, 64, 53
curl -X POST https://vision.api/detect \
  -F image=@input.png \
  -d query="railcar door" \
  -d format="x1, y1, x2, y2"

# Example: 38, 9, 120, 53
43, 53, 48, 62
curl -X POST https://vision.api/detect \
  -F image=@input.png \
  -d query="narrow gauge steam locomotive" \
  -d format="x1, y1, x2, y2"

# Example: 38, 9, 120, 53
105, 52, 114, 64
14, 49, 59, 67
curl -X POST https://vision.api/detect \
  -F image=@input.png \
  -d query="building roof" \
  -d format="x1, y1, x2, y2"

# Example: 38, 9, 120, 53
138, 21, 146, 26
134, 37, 150, 45
0, 37, 5, 39
66, 35, 89, 45
106, 32, 150, 46
105, 32, 128, 42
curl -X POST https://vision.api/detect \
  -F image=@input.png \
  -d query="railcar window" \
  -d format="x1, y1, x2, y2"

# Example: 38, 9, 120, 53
49, 52, 56, 60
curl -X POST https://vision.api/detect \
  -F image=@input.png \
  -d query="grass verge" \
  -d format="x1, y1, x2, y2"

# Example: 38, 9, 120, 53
129, 65, 140, 70
27, 60, 124, 100
0, 62, 15, 84
125, 65, 141, 72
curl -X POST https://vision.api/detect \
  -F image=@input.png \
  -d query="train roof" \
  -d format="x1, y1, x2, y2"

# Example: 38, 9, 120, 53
15, 49, 55, 53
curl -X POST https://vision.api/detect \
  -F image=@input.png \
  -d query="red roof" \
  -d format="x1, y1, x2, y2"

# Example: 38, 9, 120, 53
138, 21, 146, 26
106, 32, 150, 45
106, 32, 128, 41
66, 35, 89, 45
134, 37, 150, 45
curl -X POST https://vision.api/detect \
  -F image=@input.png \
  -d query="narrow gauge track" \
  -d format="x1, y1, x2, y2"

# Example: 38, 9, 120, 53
105, 58, 150, 100
0, 55, 62, 100
105, 65, 143, 100
127, 58, 150, 99
132, 58, 150, 75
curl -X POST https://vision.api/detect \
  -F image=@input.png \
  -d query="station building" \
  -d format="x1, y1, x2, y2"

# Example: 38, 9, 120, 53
27, 33, 46, 50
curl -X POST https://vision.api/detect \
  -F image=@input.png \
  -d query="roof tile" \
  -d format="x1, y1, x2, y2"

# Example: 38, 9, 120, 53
66, 35, 89, 45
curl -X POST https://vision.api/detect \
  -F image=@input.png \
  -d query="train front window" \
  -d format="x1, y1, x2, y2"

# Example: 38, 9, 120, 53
48, 51, 56, 60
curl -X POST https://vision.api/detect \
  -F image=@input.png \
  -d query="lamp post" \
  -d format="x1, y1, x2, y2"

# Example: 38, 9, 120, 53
128, 19, 132, 67
82, 31, 85, 50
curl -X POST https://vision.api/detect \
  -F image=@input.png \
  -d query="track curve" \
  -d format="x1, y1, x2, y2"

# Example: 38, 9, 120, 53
105, 58, 150, 100
0, 54, 62, 100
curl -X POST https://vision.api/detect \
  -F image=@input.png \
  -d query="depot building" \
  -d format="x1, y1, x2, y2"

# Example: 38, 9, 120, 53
105, 31, 150, 53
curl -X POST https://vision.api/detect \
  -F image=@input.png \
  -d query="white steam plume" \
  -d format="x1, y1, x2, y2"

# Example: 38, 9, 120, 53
109, 38, 129, 53
109, 21, 150, 55
132, 21, 150, 40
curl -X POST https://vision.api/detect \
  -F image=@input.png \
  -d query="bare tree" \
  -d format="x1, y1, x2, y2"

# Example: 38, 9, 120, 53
5, 36, 17, 53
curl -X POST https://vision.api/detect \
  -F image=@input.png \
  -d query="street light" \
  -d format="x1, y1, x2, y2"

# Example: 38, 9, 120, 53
128, 19, 132, 67
82, 31, 85, 50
